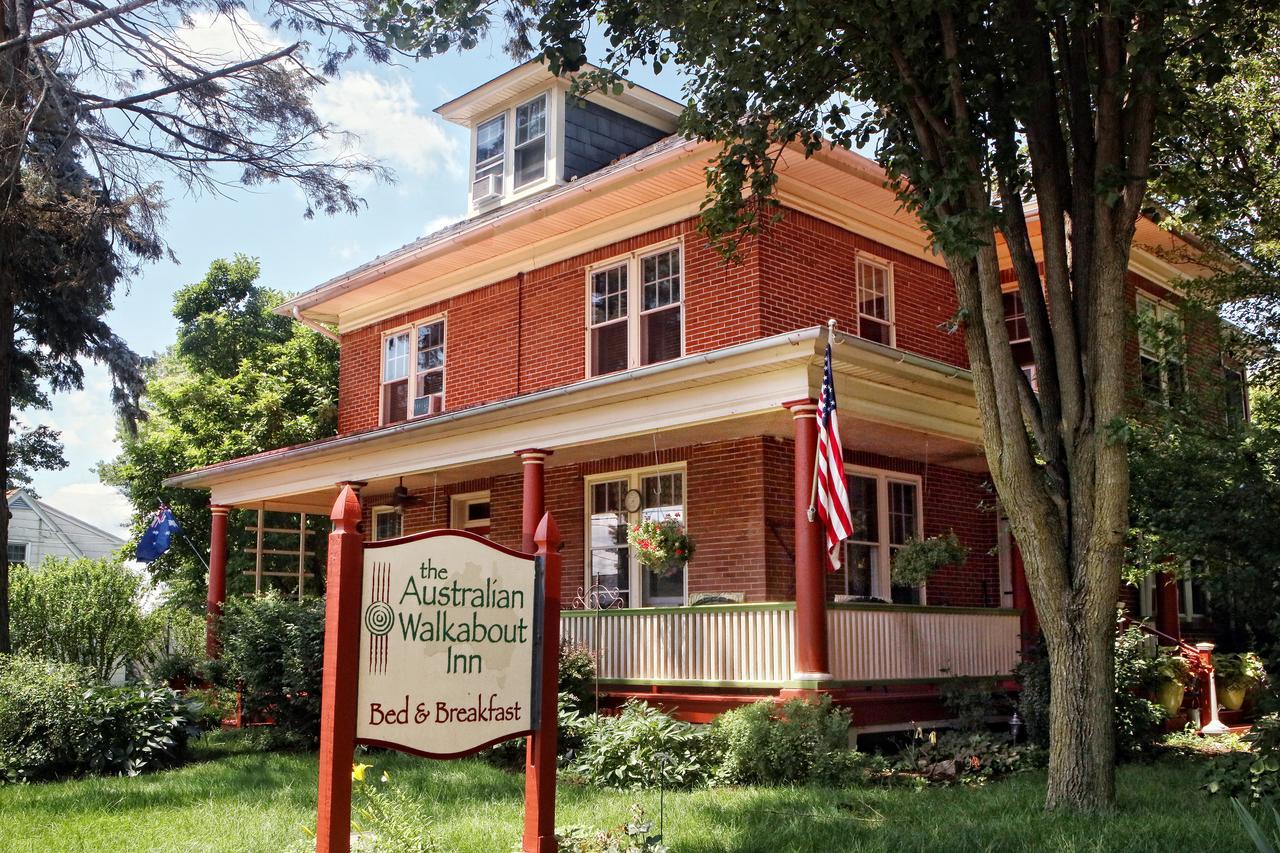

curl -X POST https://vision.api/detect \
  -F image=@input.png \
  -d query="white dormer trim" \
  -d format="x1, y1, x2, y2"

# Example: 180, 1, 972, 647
466, 85, 565, 215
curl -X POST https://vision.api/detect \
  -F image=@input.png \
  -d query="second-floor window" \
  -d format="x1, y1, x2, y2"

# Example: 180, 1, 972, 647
1137, 295, 1184, 405
472, 93, 549, 204
588, 243, 683, 377
856, 256, 893, 346
514, 95, 547, 189
382, 318, 446, 425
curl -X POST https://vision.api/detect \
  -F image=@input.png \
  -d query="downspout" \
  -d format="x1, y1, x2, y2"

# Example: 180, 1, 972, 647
515, 271, 525, 395
291, 306, 340, 342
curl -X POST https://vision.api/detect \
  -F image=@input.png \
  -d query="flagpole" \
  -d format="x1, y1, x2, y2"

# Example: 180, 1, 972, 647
180, 530, 211, 573
806, 319, 838, 523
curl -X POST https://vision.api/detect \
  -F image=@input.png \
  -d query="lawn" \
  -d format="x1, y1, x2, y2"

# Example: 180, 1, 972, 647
0, 731, 1247, 853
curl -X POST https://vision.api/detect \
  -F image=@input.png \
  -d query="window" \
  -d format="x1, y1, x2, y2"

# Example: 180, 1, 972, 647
856, 257, 893, 345
1003, 290, 1030, 344
6, 542, 27, 565
840, 467, 923, 603
513, 95, 547, 189
1137, 295, 1184, 405
474, 114, 505, 192
451, 492, 492, 538
372, 508, 402, 541
381, 318, 446, 424
1225, 366, 1248, 429
587, 466, 686, 607
587, 243, 684, 377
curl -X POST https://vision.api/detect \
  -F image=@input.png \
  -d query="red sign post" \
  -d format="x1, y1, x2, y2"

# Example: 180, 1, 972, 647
314, 483, 561, 853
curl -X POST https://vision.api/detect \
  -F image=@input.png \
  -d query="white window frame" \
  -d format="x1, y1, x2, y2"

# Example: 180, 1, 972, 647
855, 252, 895, 348
1137, 293, 1184, 404
1137, 572, 1206, 622
379, 314, 447, 425
468, 89, 560, 211
585, 238, 686, 378
512, 94, 548, 190
842, 464, 924, 602
6, 541, 28, 565
371, 506, 403, 542
583, 463, 688, 607
450, 490, 492, 532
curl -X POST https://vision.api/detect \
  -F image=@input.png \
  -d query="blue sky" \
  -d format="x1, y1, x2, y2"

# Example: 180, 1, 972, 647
21, 14, 682, 536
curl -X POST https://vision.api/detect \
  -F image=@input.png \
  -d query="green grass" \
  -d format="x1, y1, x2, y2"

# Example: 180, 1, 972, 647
0, 731, 1249, 852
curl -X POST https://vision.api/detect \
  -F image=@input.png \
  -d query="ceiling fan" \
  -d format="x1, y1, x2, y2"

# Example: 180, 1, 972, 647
389, 477, 419, 508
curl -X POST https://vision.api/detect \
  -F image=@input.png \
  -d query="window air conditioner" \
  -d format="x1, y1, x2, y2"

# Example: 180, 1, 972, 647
472, 173, 502, 204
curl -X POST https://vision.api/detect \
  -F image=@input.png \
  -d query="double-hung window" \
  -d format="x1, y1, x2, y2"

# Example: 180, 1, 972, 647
6, 542, 27, 565
588, 243, 683, 377
513, 95, 547, 189
587, 467, 687, 607
372, 507, 403, 541
1137, 295, 1184, 405
1225, 366, 1249, 429
842, 467, 923, 603
474, 114, 505, 194
856, 256, 893, 346
381, 317, 446, 424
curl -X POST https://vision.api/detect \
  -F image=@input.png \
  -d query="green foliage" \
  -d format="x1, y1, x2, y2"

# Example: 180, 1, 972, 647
218, 592, 325, 749
567, 701, 709, 790
147, 606, 207, 686
351, 769, 441, 852
9, 557, 158, 681
938, 678, 997, 733
893, 730, 1045, 786
1234, 799, 1280, 853
1219, 652, 1269, 693
556, 804, 668, 853
1013, 638, 1051, 748
889, 532, 968, 588
559, 643, 598, 713
1206, 715, 1280, 803
708, 696, 859, 786
0, 654, 201, 782
101, 256, 338, 609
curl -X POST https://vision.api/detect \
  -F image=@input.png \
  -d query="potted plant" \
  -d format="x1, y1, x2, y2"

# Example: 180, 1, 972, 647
1215, 652, 1266, 711
1152, 653, 1195, 716
627, 515, 696, 577
890, 531, 968, 589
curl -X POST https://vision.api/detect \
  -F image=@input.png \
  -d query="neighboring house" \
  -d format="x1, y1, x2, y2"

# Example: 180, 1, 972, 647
6, 487, 125, 566
165, 61, 1233, 730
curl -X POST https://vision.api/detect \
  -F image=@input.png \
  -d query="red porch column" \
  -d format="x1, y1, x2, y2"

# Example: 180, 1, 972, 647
1009, 542, 1039, 649
1155, 571, 1181, 643
783, 398, 831, 684
206, 504, 230, 658
515, 449, 553, 554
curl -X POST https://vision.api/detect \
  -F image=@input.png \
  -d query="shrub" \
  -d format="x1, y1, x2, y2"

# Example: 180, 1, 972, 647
9, 557, 160, 681
1012, 637, 1051, 747
939, 678, 998, 733
568, 701, 709, 790
893, 730, 1045, 785
559, 643, 597, 713
351, 768, 440, 852
219, 591, 325, 749
709, 696, 860, 785
147, 606, 208, 687
557, 805, 668, 852
1205, 713, 1280, 803
480, 645, 598, 769
0, 654, 201, 782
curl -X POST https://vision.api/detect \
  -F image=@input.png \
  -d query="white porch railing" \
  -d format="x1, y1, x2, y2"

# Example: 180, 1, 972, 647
561, 602, 1020, 687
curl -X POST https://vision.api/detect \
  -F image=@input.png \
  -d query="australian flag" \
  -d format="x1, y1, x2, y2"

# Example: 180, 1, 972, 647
136, 506, 182, 563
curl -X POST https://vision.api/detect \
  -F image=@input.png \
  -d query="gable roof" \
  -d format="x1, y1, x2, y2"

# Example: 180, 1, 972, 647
6, 487, 126, 555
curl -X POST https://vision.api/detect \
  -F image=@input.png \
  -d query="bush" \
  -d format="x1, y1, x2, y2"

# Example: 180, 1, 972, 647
10, 557, 160, 681
0, 654, 201, 782
559, 643, 597, 713
709, 696, 860, 785
218, 591, 325, 749
1205, 713, 1280, 803
147, 606, 208, 687
568, 701, 709, 790
557, 805, 667, 852
893, 730, 1045, 785
1013, 616, 1166, 758
480, 645, 599, 769
939, 678, 998, 733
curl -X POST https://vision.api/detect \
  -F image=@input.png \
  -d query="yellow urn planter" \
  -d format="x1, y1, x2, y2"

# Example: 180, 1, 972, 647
1219, 684, 1248, 712
1156, 681, 1186, 716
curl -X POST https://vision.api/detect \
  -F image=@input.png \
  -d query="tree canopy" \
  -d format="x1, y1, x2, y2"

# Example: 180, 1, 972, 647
101, 256, 338, 610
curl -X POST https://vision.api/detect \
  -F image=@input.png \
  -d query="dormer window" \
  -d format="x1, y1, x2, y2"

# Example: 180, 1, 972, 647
514, 95, 547, 188
473, 114, 505, 201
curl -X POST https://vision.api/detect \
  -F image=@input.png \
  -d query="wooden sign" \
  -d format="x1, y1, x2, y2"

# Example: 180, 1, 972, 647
356, 530, 542, 757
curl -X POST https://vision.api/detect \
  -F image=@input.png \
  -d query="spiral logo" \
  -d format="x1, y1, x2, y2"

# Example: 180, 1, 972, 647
364, 602, 394, 636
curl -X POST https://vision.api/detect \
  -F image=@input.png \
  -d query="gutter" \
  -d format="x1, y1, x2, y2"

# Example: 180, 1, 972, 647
291, 306, 340, 342
163, 326, 823, 488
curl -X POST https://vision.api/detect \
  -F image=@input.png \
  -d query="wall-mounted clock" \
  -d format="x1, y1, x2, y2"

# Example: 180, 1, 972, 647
623, 488, 643, 513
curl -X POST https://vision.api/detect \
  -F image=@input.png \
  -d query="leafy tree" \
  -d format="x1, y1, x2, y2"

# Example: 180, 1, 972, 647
371, 0, 1275, 810
101, 256, 338, 610
0, 0, 403, 650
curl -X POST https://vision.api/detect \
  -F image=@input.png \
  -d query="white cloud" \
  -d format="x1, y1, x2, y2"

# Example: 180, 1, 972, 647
423, 213, 464, 235
45, 483, 133, 537
176, 10, 284, 64
26, 364, 122, 468
314, 72, 462, 178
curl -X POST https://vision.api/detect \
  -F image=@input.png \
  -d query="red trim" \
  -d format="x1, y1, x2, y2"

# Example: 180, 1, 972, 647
357, 729, 535, 760
363, 526, 533, 560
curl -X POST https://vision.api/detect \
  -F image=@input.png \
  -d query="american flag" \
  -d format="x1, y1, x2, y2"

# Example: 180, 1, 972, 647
814, 342, 853, 570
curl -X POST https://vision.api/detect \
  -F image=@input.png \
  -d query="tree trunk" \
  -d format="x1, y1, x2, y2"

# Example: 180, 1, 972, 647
0, 284, 13, 654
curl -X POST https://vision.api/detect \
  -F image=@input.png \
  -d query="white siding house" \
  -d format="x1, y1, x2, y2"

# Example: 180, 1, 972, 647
6, 487, 125, 566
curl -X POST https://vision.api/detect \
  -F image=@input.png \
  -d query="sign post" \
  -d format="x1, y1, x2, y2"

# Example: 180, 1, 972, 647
314, 482, 557, 853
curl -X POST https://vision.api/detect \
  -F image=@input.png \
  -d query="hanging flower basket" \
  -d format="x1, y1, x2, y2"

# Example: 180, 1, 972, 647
627, 516, 696, 576
890, 531, 968, 588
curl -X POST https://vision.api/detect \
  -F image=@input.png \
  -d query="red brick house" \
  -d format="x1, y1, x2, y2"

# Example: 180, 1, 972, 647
165, 62, 1233, 730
